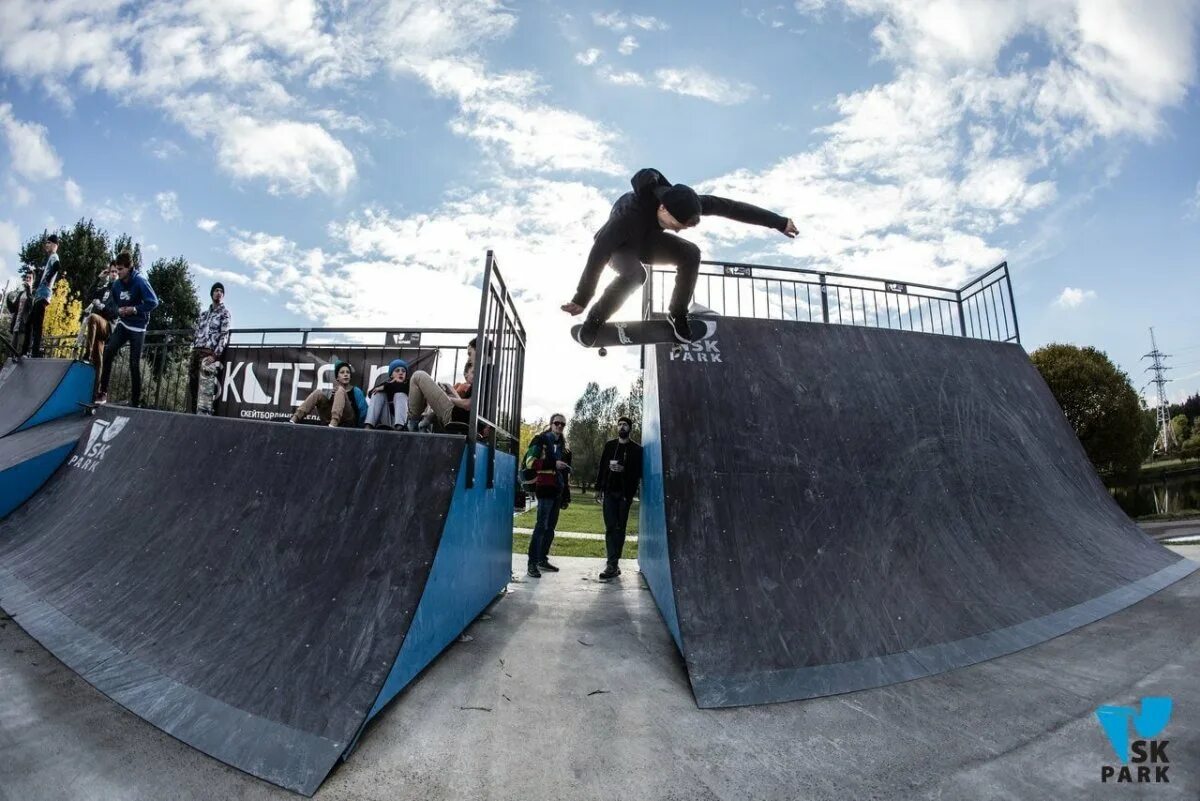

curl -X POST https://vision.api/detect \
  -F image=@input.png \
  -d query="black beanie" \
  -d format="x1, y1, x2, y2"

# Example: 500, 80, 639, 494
657, 184, 702, 224
210, 282, 225, 300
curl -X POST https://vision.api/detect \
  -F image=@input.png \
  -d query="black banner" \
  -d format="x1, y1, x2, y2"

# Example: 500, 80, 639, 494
217, 346, 440, 421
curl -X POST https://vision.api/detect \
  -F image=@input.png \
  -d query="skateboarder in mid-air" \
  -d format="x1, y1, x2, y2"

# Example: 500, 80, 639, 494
562, 168, 798, 345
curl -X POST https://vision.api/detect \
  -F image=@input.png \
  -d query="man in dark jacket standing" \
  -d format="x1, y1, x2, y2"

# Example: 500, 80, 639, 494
96, 251, 159, 406
562, 168, 797, 344
595, 416, 643, 580
527, 414, 571, 578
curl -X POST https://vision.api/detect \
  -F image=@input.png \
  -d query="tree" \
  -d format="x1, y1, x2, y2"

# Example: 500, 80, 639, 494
1030, 344, 1145, 480
1170, 414, 1191, 446
111, 234, 143, 272
40, 280, 83, 345
19, 219, 111, 307
147, 256, 200, 334
616, 374, 644, 442
519, 418, 547, 458
568, 382, 620, 492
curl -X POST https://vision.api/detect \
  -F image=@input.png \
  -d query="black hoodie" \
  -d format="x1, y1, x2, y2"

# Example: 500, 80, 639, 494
572, 168, 789, 307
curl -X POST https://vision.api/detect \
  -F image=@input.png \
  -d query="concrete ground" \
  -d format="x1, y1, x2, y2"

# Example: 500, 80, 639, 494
1142, 518, 1200, 542
2, 548, 1198, 801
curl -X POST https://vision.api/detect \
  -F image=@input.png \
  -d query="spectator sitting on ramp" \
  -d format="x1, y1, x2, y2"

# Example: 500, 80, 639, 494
97, 251, 159, 407
595, 415, 642, 581
364, 358, 409, 430
405, 363, 473, 433
290, 359, 368, 427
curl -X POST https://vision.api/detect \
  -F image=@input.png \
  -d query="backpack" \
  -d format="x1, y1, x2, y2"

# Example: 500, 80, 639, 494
519, 436, 544, 492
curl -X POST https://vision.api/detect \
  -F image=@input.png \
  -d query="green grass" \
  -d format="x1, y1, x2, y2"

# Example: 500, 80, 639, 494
514, 496, 640, 535
513, 532, 638, 560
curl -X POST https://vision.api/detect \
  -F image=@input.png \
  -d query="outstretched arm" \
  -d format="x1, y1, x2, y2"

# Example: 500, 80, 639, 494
700, 195, 797, 237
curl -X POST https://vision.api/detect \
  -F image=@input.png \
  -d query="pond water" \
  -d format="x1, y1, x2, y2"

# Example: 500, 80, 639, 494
1110, 470, 1200, 518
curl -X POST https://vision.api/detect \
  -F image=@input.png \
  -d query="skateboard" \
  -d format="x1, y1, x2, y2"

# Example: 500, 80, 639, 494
196, 358, 220, 415
570, 317, 709, 357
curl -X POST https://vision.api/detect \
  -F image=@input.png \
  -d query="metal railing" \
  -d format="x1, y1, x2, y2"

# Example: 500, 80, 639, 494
645, 260, 1019, 344
39, 328, 194, 411
467, 250, 527, 489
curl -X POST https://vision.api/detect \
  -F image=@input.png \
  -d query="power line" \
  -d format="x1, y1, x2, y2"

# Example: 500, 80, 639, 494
1143, 327, 1176, 456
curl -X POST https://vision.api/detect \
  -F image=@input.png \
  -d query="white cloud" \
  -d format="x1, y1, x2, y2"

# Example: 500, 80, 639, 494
9, 179, 32, 207
655, 68, 758, 105
196, 218, 220, 233
617, 35, 638, 56
575, 49, 601, 66
155, 191, 180, 221
1186, 180, 1200, 220
1054, 287, 1097, 308
598, 67, 646, 87
0, 103, 62, 181
0, 219, 20, 278
145, 138, 185, 160
216, 117, 357, 196
592, 11, 668, 32
64, 178, 82, 208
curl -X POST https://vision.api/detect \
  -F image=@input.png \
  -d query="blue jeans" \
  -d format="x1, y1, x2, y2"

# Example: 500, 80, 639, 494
528, 494, 561, 566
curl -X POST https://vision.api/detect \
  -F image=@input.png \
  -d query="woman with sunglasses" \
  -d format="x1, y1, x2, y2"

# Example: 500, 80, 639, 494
527, 415, 572, 577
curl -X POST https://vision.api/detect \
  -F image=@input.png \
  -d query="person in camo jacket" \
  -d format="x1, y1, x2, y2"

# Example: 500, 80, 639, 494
187, 282, 232, 414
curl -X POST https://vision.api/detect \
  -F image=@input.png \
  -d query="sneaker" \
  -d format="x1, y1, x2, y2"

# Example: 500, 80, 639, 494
537, 560, 560, 572
94, 392, 108, 405
599, 565, 621, 580
667, 312, 693, 344
527, 564, 542, 578
576, 316, 603, 347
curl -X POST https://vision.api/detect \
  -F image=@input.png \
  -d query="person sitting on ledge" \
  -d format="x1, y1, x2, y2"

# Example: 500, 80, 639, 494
290, 358, 368, 427
406, 363, 473, 433
364, 358, 409, 430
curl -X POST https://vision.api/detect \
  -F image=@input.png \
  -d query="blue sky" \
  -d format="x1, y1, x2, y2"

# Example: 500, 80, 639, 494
0, 0, 1197, 418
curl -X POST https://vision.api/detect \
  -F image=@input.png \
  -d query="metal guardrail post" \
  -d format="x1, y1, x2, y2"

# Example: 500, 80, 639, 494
819, 273, 830, 323
956, 290, 967, 337
1001, 262, 1020, 344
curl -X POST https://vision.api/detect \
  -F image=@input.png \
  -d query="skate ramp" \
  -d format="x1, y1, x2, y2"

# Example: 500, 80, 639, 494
0, 416, 87, 518
0, 407, 513, 794
639, 317, 1197, 708
0, 358, 94, 438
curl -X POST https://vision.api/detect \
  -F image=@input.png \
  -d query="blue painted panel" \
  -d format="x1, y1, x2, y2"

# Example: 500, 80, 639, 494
19, 362, 94, 432
0, 442, 75, 519
637, 347, 682, 651
367, 444, 514, 719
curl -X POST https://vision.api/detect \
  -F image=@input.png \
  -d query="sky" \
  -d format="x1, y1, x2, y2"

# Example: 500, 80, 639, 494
0, 0, 1198, 420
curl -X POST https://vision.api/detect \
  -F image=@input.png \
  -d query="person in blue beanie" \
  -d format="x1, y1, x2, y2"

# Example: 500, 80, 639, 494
290, 358, 368, 427
364, 358, 409, 430
96, 251, 159, 406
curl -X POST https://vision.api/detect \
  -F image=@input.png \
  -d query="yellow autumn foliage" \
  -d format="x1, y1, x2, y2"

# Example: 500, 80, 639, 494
41, 279, 84, 340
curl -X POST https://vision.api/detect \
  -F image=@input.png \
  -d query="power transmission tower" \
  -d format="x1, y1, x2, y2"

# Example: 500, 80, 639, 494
1143, 328, 1175, 456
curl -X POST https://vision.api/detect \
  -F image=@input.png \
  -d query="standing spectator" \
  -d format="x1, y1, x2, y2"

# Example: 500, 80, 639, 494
96, 252, 159, 406
526, 414, 571, 578
595, 416, 643, 580
81, 262, 117, 395
187, 282, 232, 414
6, 271, 35, 357
28, 234, 61, 357
290, 359, 368, 427
364, 359, 409, 430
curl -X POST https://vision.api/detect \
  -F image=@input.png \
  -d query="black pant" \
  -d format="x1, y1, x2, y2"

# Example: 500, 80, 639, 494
100, 324, 146, 406
603, 492, 634, 567
28, 300, 47, 357
589, 230, 701, 322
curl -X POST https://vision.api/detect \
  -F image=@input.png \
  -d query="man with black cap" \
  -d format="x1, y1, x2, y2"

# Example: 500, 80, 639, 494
28, 233, 62, 357
595, 415, 643, 580
562, 168, 798, 344
187, 282, 233, 414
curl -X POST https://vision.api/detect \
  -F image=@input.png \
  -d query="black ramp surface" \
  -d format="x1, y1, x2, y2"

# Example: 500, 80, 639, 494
0, 415, 87, 472
653, 317, 1196, 707
0, 358, 74, 437
0, 408, 464, 794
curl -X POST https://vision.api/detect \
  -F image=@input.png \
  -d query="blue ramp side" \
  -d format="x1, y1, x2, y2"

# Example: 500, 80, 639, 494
366, 444, 515, 720
637, 346, 682, 651
0, 417, 88, 519
18, 362, 94, 433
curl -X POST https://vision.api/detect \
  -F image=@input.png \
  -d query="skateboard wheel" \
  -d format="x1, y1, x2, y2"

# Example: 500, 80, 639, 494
598, 347, 608, 357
